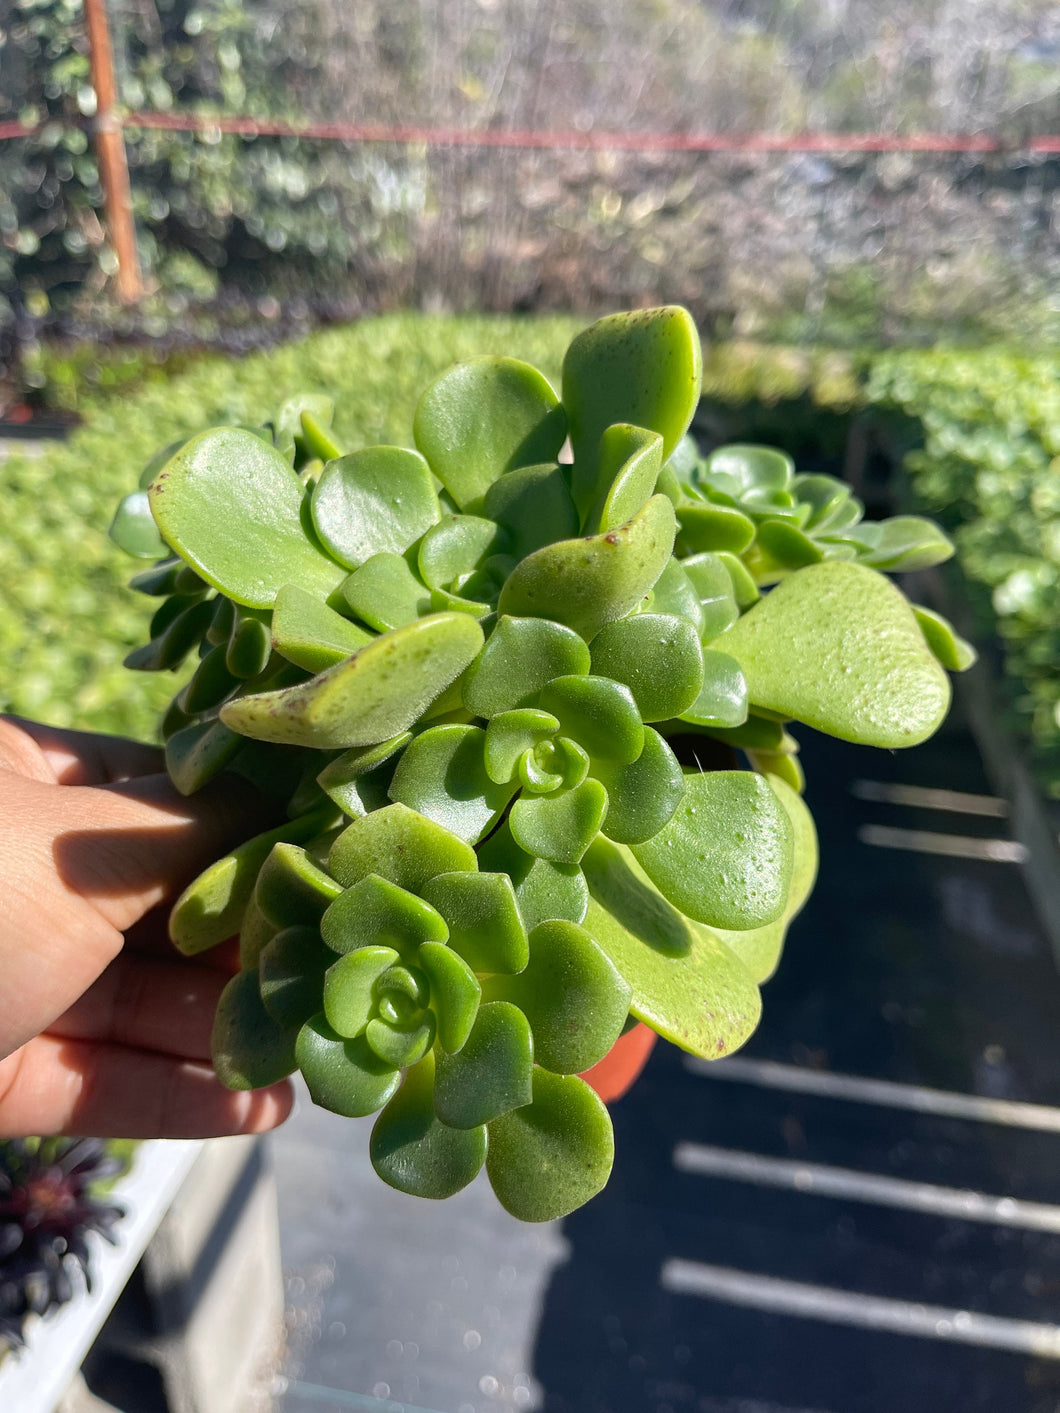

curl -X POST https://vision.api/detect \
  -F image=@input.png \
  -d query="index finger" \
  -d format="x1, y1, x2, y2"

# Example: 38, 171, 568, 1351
0, 716, 164, 786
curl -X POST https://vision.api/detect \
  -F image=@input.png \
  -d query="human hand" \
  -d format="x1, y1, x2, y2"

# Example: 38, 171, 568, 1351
0, 716, 293, 1138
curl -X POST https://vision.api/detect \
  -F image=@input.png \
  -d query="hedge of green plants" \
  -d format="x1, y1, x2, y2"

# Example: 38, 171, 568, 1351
2, 318, 1056, 795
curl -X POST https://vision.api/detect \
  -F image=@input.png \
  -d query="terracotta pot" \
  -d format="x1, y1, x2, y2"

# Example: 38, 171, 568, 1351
579, 1023, 657, 1103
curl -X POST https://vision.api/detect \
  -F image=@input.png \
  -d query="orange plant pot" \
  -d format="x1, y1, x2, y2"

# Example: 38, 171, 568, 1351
579, 1023, 657, 1104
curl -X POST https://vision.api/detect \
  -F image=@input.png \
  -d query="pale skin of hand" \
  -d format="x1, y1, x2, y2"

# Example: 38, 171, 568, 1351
0, 715, 293, 1139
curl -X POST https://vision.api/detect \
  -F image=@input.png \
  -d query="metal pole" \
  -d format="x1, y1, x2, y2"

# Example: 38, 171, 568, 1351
82, 0, 143, 302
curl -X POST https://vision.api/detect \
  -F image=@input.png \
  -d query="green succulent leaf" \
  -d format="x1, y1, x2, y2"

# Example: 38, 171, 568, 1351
491, 920, 631, 1074
497, 495, 677, 642
676, 502, 756, 555
589, 614, 704, 722
371, 1052, 487, 1200
225, 610, 273, 679
486, 1068, 614, 1222
717, 551, 760, 609
433, 1002, 534, 1129
585, 424, 664, 534
483, 709, 561, 784
110, 490, 167, 559
417, 942, 481, 1053
414, 357, 567, 513
272, 584, 373, 673
702, 444, 794, 499
129, 556, 183, 597
679, 648, 749, 728
462, 616, 590, 718
702, 714, 788, 751
755, 519, 824, 570
147, 428, 346, 608
322, 873, 450, 955
581, 838, 762, 1058
716, 561, 952, 747
858, 515, 955, 572
388, 724, 518, 844
310, 447, 439, 570
632, 770, 793, 929
164, 717, 243, 795
563, 306, 702, 519
296, 1015, 402, 1117
913, 604, 978, 672
537, 675, 644, 764
328, 802, 477, 891
323, 945, 400, 1036
648, 558, 703, 634
592, 727, 685, 845
178, 643, 239, 716
211, 970, 298, 1090
681, 553, 740, 641
509, 777, 609, 865
259, 925, 334, 1030
255, 842, 343, 930
219, 613, 484, 749
418, 514, 505, 591
483, 464, 579, 559
365, 1013, 436, 1069
476, 820, 589, 930
316, 734, 412, 815
420, 871, 529, 975
340, 552, 432, 633
238, 896, 276, 970
125, 597, 214, 673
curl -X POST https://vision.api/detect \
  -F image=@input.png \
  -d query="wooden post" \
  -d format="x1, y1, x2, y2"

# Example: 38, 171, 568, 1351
82, 0, 143, 302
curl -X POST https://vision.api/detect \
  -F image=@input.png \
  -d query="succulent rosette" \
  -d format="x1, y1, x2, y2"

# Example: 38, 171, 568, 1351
109, 308, 974, 1222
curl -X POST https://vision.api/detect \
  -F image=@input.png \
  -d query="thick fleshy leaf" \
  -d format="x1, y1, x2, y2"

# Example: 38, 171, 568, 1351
316, 734, 411, 814
417, 942, 481, 1052
563, 307, 702, 519
323, 945, 400, 1035
310, 447, 439, 569
676, 502, 755, 555
538, 675, 644, 764
370, 1052, 487, 1200
711, 775, 818, 984
679, 649, 748, 728
272, 584, 373, 672
164, 717, 242, 795
858, 516, 954, 571
125, 597, 214, 673
755, 519, 823, 570
716, 561, 952, 747
649, 558, 703, 634
631, 770, 793, 929
421, 871, 529, 975
322, 873, 449, 955
418, 515, 504, 590
296, 1015, 402, 1117
703, 444, 793, 498
498, 495, 677, 642
681, 553, 740, 641
388, 724, 517, 844
414, 357, 567, 512
592, 728, 685, 845
328, 802, 477, 890
702, 714, 788, 751
129, 556, 183, 597
586, 425, 664, 534
365, 1013, 436, 1068
178, 643, 240, 715
433, 1002, 534, 1129
110, 490, 167, 559
492, 921, 631, 1074
238, 896, 275, 970
298, 410, 342, 464
581, 838, 762, 1058
462, 616, 590, 717
913, 604, 977, 672
340, 553, 431, 633
486, 1069, 613, 1222
275, 394, 335, 455
483, 709, 560, 783
717, 551, 760, 609
483, 464, 579, 559
169, 808, 332, 954
211, 970, 297, 1089
147, 428, 346, 608
254, 842, 343, 930
476, 820, 589, 930
225, 610, 272, 678
219, 613, 484, 749
589, 614, 704, 722
259, 925, 334, 1029
509, 778, 609, 865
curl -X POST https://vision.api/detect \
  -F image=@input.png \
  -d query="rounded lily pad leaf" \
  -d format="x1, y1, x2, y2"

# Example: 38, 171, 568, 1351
296, 1014, 402, 1118
322, 873, 449, 956
586, 424, 664, 534
679, 648, 748, 729
323, 945, 400, 1036
484, 709, 561, 784
716, 561, 952, 747
220, 612, 484, 750
340, 553, 431, 633
476, 821, 589, 930
414, 357, 567, 513
110, 490, 167, 559
590, 614, 704, 722
259, 925, 334, 1030
486, 1068, 614, 1222
434, 1002, 534, 1130
498, 495, 677, 643
592, 728, 685, 845
388, 724, 517, 844
371, 1052, 487, 1200
496, 920, 631, 1074
328, 802, 477, 891
272, 584, 373, 673
420, 871, 529, 975
417, 942, 481, 1053
211, 970, 298, 1090
484, 464, 579, 559
632, 770, 793, 929
418, 515, 505, 591
564, 307, 702, 519
510, 777, 609, 865
147, 428, 346, 608
463, 616, 591, 718
254, 842, 343, 930
311, 447, 439, 570
538, 674, 644, 764
913, 604, 977, 672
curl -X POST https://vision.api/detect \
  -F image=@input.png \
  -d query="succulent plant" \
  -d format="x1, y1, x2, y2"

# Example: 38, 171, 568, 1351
0, 1139, 124, 1350
109, 307, 974, 1222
